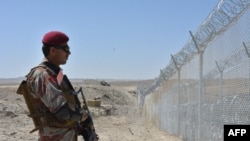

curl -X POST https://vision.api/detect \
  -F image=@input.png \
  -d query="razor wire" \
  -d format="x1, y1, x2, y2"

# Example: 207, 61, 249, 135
138, 0, 250, 97
203, 42, 250, 80
137, 1, 250, 141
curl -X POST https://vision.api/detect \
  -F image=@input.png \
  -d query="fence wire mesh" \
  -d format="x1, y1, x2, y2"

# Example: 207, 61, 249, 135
138, 0, 250, 141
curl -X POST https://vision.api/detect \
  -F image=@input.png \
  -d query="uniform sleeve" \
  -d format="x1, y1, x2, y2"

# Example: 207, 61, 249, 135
29, 68, 67, 113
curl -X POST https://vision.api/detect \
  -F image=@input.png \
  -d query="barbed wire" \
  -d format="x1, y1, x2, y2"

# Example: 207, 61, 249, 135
138, 0, 250, 97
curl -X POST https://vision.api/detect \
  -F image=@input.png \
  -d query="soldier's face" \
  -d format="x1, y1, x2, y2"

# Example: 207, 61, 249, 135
50, 44, 71, 66
56, 47, 70, 65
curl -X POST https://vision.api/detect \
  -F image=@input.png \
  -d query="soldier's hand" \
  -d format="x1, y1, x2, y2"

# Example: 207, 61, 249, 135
80, 109, 88, 122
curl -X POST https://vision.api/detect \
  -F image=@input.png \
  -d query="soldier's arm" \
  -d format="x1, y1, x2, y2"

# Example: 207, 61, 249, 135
29, 69, 88, 122
54, 103, 88, 121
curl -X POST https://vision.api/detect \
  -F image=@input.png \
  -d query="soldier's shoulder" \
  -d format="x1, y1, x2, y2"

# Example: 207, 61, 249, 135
28, 66, 51, 78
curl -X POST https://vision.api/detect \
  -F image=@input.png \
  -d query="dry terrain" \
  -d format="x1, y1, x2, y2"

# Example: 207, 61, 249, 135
0, 79, 183, 141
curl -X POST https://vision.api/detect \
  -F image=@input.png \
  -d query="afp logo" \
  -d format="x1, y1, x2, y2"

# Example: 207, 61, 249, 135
224, 125, 250, 141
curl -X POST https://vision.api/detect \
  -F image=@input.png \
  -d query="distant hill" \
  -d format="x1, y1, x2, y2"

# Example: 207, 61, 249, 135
0, 77, 25, 85
0, 77, 154, 87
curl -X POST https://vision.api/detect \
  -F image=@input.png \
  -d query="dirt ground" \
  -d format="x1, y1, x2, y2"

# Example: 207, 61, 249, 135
0, 79, 183, 141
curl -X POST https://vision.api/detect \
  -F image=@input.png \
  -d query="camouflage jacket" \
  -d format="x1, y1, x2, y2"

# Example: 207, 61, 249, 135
26, 58, 78, 141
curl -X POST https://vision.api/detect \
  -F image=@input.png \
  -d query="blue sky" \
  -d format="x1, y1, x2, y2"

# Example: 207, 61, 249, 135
0, 0, 219, 79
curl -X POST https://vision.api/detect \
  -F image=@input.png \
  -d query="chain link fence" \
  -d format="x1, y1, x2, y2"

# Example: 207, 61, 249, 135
138, 0, 250, 141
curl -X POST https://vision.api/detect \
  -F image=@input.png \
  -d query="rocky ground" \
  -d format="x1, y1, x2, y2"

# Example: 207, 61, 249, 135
0, 79, 183, 141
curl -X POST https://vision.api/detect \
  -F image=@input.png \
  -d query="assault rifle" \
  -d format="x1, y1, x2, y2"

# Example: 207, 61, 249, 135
62, 75, 99, 141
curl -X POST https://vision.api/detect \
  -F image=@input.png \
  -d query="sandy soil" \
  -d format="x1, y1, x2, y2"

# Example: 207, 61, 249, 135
0, 80, 183, 141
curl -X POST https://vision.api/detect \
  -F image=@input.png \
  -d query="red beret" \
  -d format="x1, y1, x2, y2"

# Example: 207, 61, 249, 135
42, 31, 69, 46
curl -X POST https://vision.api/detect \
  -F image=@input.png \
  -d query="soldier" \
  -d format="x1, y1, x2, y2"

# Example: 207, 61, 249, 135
25, 31, 89, 141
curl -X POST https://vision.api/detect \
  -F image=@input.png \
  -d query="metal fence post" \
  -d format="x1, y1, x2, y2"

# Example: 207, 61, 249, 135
243, 42, 250, 95
215, 61, 224, 126
171, 54, 181, 135
190, 31, 204, 141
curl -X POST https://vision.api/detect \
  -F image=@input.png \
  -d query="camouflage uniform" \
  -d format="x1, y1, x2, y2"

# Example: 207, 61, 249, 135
26, 59, 78, 141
